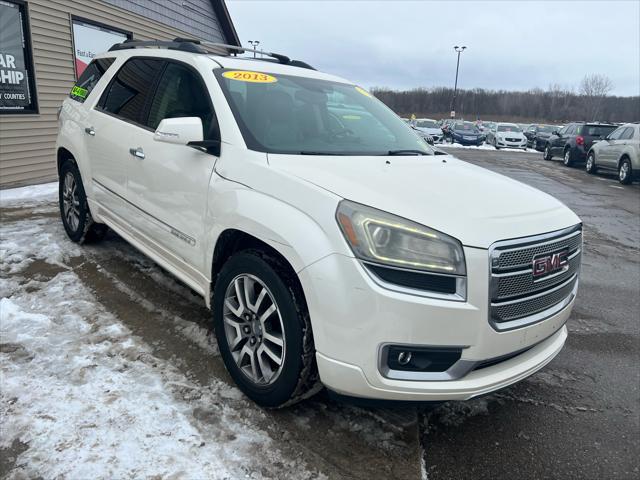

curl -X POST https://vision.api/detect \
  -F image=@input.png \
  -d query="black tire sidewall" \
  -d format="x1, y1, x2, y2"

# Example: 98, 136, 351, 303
213, 251, 306, 407
59, 160, 90, 242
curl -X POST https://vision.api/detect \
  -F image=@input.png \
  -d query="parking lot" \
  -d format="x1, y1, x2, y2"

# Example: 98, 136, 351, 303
1, 147, 638, 479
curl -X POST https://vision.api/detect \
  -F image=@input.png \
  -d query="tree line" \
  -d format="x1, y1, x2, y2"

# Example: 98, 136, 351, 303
372, 75, 639, 124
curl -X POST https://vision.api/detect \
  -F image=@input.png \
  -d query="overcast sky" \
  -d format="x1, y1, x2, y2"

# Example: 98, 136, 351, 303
226, 0, 640, 96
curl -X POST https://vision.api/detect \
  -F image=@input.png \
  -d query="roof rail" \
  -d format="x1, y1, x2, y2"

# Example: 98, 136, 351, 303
108, 38, 315, 70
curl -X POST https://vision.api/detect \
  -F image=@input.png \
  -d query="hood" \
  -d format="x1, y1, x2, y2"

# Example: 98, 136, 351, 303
416, 127, 442, 136
267, 153, 580, 248
537, 131, 552, 139
497, 131, 524, 138
453, 130, 482, 137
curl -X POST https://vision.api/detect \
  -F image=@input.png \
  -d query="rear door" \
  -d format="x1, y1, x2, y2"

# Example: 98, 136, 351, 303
88, 57, 165, 220
125, 60, 219, 273
598, 126, 625, 167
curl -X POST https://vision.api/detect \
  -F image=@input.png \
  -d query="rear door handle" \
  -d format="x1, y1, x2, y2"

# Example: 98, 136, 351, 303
129, 147, 145, 159
84, 127, 95, 136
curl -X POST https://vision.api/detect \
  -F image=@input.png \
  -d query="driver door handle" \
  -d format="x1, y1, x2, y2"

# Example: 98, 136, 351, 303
84, 127, 95, 136
129, 147, 145, 159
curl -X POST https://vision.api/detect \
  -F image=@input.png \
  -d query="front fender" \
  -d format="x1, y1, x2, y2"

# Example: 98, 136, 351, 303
203, 178, 346, 277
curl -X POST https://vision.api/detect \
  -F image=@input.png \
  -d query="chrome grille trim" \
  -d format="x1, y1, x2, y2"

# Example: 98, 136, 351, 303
489, 225, 582, 331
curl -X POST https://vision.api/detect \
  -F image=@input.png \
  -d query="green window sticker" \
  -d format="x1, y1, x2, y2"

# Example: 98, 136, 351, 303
71, 85, 88, 99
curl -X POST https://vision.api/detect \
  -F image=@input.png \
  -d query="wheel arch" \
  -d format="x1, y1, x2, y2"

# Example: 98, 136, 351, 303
618, 153, 631, 168
57, 146, 76, 174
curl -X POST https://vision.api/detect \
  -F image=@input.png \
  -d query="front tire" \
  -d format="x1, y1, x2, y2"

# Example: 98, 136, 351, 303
586, 152, 598, 174
619, 158, 632, 185
58, 159, 108, 243
543, 144, 553, 160
213, 250, 318, 407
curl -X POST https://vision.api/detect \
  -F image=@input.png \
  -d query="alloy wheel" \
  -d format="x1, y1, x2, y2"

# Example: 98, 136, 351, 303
62, 172, 80, 232
223, 274, 286, 385
620, 162, 630, 182
564, 150, 571, 165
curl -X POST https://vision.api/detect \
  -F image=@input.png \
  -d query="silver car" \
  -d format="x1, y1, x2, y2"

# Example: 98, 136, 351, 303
586, 123, 639, 184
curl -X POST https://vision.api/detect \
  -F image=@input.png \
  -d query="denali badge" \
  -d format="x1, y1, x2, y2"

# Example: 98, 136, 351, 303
532, 248, 569, 279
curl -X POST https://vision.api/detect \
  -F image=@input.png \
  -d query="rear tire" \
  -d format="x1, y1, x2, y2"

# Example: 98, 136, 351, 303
563, 147, 573, 167
543, 144, 553, 160
213, 249, 319, 408
619, 158, 632, 185
58, 159, 108, 243
586, 152, 598, 174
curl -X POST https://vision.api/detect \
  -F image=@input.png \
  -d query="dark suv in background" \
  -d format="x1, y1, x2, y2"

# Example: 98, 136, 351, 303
543, 122, 617, 166
525, 124, 560, 151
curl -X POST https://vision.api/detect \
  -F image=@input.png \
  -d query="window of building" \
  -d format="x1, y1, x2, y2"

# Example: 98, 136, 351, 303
99, 58, 164, 126
71, 18, 130, 78
70, 57, 115, 103
0, 0, 38, 114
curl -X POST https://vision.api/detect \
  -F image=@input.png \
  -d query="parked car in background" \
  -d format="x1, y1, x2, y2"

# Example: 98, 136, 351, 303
446, 121, 485, 146
414, 118, 444, 143
487, 123, 527, 150
543, 122, 617, 166
586, 123, 639, 184
525, 124, 560, 151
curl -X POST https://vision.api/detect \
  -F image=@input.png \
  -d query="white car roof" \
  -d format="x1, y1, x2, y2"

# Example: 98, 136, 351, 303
94, 48, 353, 85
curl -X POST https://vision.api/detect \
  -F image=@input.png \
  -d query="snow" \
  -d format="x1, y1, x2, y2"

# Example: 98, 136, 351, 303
0, 182, 57, 205
0, 203, 323, 479
440, 142, 537, 153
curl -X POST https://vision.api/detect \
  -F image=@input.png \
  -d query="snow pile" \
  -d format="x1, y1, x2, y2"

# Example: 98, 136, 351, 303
441, 142, 536, 152
0, 182, 57, 206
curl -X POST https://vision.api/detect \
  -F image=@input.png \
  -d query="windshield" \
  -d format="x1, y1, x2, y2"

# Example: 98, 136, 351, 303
215, 69, 432, 155
497, 124, 522, 132
539, 125, 556, 133
453, 122, 480, 133
416, 120, 438, 128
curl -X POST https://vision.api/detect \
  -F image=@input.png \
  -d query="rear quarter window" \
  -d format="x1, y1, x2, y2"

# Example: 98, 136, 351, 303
70, 58, 116, 103
584, 125, 616, 136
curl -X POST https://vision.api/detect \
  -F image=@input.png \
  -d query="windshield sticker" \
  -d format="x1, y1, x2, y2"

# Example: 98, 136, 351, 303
355, 86, 372, 97
342, 114, 362, 120
70, 85, 88, 99
222, 71, 277, 83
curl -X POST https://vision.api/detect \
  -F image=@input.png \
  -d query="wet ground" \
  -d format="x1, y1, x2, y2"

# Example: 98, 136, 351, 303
1, 147, 638, 479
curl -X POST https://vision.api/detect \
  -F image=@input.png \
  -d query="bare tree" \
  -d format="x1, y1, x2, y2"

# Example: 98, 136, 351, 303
580, 74, 613, 120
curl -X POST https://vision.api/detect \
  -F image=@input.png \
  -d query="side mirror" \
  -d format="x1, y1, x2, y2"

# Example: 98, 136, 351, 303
154, 117, 203, 145
552, 130, 559, 136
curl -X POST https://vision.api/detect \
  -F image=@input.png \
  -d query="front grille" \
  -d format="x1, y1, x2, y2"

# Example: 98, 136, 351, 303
505, 137, 521, 142
489, 226, 582, 330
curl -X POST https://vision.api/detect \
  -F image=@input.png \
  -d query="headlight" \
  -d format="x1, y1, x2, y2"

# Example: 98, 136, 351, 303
336, 200, 466, 275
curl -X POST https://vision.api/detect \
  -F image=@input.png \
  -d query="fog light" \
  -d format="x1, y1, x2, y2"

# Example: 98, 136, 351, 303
397, 351, 412, 365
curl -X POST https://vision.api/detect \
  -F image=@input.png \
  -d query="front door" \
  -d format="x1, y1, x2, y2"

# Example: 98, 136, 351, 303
125, 61, 219, 275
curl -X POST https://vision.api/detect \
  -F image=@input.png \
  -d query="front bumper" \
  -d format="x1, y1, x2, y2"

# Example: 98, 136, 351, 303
298, 248, 573, 401
496, 138, 528, 149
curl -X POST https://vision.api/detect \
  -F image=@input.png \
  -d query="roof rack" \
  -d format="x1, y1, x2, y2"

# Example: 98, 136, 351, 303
108, 38, 315, 70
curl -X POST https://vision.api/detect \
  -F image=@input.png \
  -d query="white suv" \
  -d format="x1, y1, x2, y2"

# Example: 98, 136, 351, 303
56, 39, 582, 407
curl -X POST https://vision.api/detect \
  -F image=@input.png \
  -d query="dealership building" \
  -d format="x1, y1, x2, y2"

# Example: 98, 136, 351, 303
0, 0, 240, 188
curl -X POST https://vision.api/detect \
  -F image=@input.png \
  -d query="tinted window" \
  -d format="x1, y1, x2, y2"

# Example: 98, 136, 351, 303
70, 57, 115, 103
147, 63, 215, 137
565, 125, 576, 135
584, 125, 616, 137
608, 127, 625, 140
101, 58, 164, 125
497, 124, 521, 132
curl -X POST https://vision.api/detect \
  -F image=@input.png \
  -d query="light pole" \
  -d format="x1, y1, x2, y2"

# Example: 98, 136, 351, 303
450, 45, 466, 118
247, 40, 260, 58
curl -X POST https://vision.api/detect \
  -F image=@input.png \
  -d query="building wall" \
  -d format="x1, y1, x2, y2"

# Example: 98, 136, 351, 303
102, 0, 225, 43
0, 0, 233, 188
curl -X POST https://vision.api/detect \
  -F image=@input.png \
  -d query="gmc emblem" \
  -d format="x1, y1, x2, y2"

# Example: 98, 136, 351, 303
532, 248, 569, 279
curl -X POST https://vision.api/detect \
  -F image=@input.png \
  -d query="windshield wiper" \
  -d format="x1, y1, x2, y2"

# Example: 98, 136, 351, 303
387, 149, 429, 156
299, 151, 346, 155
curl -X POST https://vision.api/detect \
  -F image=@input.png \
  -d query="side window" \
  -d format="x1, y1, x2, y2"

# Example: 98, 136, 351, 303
608, 127, 625, 140
146, 62, 216, 138
620, 127, 635, 140
70, 57, 115, 103
564, 125, 575, 136
100, 58, 164, 125
558, 125, 569, 135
